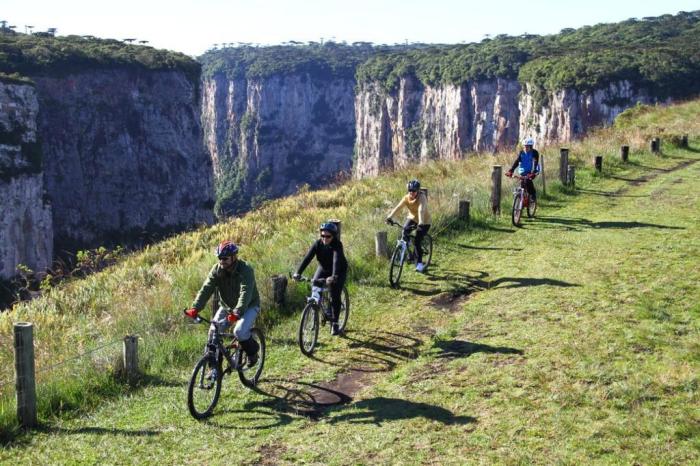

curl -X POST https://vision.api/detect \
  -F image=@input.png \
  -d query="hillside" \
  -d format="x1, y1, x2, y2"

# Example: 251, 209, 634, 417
0, 99, 698, 462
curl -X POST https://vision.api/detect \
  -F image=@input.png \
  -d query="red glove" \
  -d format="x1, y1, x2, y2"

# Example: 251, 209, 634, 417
184, 308, 199, 319
528, 173, 536, 179
227, 312, 239, 323
505, 171, 513, 178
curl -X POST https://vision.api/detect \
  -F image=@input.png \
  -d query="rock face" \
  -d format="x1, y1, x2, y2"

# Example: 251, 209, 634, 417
519, 81, 656, 146
354, 77, 659, 177
202, 72, 356, 214
0, 81, 53, 279
33, 69, 214, 251
354, 77, 521, 178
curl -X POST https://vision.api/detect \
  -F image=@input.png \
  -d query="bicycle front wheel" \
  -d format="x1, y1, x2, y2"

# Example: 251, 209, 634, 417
337, 286, 350, 332
389, 245, 405, 288
187, 355, 222, 420
512, 192, 523, 226
298, 302, 320, 355
420, 234, 433, 267
237, 328, 266, 387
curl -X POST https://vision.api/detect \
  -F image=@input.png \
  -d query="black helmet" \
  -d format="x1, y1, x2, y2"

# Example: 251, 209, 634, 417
407, 179, 421, 192
319, 222, 338, 235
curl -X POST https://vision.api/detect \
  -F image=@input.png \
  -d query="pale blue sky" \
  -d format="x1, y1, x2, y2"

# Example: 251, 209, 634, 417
3, 0, 698, 56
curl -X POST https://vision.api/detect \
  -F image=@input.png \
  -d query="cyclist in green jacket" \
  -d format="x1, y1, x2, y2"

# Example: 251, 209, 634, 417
185, 240, 260, 366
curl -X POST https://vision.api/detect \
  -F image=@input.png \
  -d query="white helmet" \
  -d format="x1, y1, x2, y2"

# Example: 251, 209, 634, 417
522, 137, 535, 146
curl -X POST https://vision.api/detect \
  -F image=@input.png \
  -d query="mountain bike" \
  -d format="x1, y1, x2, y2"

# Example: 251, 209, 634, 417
184, 310, 266, 419
509, 174, 537, 226
387, 219, 433, 288
293, 275, 350, 355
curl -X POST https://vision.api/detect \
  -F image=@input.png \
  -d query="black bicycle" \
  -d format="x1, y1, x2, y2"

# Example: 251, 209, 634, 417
294, 275, 349, 355
387, 219, 433, 288
184, 310, 266, 419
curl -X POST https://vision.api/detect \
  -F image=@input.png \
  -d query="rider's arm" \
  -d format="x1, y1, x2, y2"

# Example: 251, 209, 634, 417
386, 197, 406, 221
418, 193, 428, 225
191, 264, 218, 311
295, 241, 317, 276
509, 153, 522, 173
235, 263, 256, 311
532, 150, 541, 174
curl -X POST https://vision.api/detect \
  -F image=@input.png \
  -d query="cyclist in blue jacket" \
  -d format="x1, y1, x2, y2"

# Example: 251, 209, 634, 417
506, 137, 540, 201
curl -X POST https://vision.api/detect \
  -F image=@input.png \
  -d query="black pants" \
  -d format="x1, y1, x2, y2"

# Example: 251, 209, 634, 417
312, 267, 347, 323
403, 220, 431, 264
523, 178, 536, 199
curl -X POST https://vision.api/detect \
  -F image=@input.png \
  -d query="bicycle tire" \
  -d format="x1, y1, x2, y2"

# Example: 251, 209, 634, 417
527, 197, 537, 218
512, 192, 523, 226
389, 245, 405, 288
187, 355, 222, 419
337, 286, 350, 332
421, 234, 433, 267
298, 302, 320, 355
237, 328, 266, 387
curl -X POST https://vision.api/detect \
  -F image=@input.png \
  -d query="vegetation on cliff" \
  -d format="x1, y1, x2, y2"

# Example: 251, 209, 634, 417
356, 10, 700, 99
0, 33, 200, 82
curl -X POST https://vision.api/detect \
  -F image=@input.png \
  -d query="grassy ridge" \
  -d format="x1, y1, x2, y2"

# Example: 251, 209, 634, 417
0, 100, 698, 451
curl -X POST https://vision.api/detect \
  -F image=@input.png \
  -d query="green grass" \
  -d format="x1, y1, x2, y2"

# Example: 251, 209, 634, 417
0, 100, 699, 462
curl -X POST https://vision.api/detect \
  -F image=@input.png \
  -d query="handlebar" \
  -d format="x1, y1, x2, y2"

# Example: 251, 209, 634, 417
183, 309, 240, 325
386, 219, 416, 231
289, 273, 329, 287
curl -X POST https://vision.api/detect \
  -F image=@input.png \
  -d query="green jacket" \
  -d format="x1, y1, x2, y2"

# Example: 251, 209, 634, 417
191, 259, 260, 312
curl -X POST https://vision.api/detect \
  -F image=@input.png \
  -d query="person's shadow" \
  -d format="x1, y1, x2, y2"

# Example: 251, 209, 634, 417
328, 396, 476, 426
431, 339, 523, 359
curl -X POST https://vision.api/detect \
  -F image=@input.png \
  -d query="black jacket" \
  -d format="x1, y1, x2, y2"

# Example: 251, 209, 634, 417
296, 239, 348, 277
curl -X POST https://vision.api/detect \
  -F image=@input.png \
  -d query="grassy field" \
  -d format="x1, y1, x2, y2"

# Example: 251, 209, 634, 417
1, 101, 698, 463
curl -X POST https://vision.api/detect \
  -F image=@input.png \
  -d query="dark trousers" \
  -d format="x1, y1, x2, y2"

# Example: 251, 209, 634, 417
524, 178, 536, 199
402, 220, 431, 264
312, 266, 347, 323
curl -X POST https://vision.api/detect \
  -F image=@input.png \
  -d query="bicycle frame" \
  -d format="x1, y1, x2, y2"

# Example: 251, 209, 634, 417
191, 314, 243, 372
388, 220, 417, 265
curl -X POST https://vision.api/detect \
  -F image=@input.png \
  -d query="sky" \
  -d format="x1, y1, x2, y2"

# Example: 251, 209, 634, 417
2, 0, 699, 57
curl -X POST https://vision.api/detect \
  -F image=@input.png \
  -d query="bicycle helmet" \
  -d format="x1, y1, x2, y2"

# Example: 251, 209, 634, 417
407, 179, 421, 192
216, 240, 239, 258
319, 222, 338, 236
522, 137, 535, 146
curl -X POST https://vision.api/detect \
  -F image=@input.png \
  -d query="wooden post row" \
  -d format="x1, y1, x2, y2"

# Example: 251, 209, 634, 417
491, 166, 502, 215
123, 335, 138, 382
375, 231, 388, 258
620, 145, 629, 162
594, 156, 603, 172
458, 200, 470, 222
559, 148, 569, 184
14, 322, 37, 428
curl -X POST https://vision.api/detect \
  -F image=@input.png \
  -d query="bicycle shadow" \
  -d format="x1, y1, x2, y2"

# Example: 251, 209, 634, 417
532, 216, 684, 231
327, 396, 476, 426
430, 339, 523, 360
440, 239, 523, 252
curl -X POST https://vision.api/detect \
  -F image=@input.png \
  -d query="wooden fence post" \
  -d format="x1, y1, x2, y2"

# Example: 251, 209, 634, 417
620, 145, 629, 162
651, 138, 660, 153
375, 231, 388, 258
540, 153, 546, 195
491, 166, 502, 215
681, 135, 688, 148
14, 322, 37, 428
270, 274, 288, 307
567, 165, 576, 187
559, 148, 569, 184
458, 200, 470, 222
594, 156, 603, 172
123, 335, 138, 382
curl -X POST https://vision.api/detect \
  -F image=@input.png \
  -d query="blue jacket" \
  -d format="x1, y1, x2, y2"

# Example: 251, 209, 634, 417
510, 149, 540, 175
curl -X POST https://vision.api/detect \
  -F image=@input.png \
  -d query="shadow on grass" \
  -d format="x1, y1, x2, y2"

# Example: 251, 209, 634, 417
39, 425, 161, 437
328, 397, 477, 426
440, 239, 523, 252
575, 188, 649, 198
432, 339, 523, 360
534, 216, 684, 231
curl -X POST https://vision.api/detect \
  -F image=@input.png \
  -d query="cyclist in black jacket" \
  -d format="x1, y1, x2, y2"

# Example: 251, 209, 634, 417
293, 222, 348, 336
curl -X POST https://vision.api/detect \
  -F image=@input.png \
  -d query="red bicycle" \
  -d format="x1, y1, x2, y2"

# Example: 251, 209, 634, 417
508, 174, 537, 226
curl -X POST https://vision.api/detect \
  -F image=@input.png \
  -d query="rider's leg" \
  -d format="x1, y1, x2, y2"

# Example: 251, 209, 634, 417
414, 224, 431, 265
234, 306, 260, 364
402, 219, 417, 242
208, 306, 230, 344
328, 273, 347, 323
526, 179, 537, 200
312, 267, 332, 317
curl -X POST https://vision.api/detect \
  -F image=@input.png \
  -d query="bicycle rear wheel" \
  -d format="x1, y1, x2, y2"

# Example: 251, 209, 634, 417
187, 355, 222, 419
389, 245, 405, 288
237, 328, 266, 387
420, 234, 433, 267
527, 196, 537, 218
512, 192, 523, 226
298, 302, 320, 355
337, 286, 350, 332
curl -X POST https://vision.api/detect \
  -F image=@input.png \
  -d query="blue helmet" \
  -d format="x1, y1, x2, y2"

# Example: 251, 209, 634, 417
407, 179, 421, 192
216, 240, 239, 258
